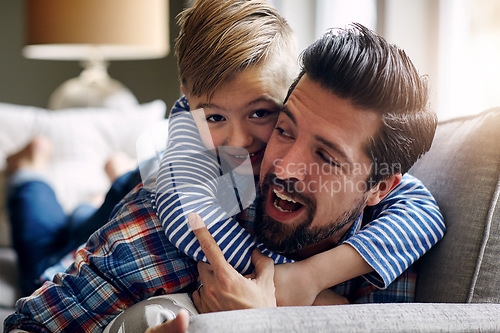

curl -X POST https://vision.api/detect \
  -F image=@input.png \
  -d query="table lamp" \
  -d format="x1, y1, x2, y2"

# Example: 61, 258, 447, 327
23, 0, 169, 110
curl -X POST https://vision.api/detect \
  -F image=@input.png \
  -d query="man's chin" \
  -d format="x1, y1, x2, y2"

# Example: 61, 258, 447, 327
254, 210, 312, 254
255, 203, 364, 256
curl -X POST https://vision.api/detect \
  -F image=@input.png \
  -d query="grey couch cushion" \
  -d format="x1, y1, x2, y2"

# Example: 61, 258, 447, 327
410, 108, 500, 303
187, 303, 500, 332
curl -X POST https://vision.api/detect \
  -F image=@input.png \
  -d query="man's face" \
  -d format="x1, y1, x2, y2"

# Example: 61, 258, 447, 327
256, 75, 381, 255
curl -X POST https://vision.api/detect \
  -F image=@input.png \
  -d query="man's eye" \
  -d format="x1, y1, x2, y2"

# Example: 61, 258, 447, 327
318, 151, 340, 167
274, 126, 292, 138
206, 114, 226, 122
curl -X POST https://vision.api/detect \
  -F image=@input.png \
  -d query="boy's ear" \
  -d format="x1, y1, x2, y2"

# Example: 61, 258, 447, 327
181, 85, 187, 96
365, 173, 403, 206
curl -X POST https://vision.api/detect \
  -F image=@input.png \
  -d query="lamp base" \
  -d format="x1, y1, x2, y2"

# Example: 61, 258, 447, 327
48, 60, 138, 110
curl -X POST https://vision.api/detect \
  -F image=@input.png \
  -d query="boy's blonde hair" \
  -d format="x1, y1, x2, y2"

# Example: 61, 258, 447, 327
175, 0, 297, 100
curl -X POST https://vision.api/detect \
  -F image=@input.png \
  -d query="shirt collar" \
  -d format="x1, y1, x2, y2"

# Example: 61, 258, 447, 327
339, 212, 364, 244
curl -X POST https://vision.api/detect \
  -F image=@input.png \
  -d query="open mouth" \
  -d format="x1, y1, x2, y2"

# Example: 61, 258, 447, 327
265, 185, 306, 223
273, 188, 303, 212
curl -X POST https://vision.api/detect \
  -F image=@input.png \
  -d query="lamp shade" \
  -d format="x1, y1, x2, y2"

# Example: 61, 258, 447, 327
23, 0, 169, 61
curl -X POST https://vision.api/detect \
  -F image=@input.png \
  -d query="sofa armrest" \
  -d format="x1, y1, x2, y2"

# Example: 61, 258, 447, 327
187, 303, 500, 332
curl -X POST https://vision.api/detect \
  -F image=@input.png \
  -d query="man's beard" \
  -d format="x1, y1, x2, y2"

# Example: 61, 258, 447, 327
254, 174, 366, 255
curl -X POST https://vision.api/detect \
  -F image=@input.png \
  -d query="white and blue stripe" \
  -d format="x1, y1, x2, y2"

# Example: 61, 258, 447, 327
153, 96, 445, 285
345, 174, 445, 288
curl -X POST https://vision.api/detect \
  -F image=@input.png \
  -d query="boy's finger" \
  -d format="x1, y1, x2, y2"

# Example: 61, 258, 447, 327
188, 213, 232, 272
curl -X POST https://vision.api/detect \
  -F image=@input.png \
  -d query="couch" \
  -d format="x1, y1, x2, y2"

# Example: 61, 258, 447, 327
2, 107, 500, 332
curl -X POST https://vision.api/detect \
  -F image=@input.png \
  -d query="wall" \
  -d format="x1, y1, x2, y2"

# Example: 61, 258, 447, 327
379, 0, 439, 116
271, 0, 440, 116
0, 0, 184, 112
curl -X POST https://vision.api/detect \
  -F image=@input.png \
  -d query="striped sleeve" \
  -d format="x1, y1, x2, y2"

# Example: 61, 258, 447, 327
153, 109, 291, 275
344, 173, 445, 288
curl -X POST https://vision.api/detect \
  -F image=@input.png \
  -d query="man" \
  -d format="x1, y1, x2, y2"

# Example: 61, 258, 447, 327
190, 23, 440, 312
113, 23, 442, 332
186, 22, 439, 311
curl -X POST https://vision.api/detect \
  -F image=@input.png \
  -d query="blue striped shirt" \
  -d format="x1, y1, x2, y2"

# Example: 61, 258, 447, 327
154, 96, 446, 288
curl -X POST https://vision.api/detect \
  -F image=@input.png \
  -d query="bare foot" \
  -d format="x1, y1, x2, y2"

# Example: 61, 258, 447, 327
6, 136, 52, 173
104, 152, 137, 182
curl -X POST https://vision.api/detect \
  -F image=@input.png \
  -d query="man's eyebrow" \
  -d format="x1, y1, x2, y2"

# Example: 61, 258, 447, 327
314, 135, 352, 166
281, 105, 352, 165
281, 106, 297, 124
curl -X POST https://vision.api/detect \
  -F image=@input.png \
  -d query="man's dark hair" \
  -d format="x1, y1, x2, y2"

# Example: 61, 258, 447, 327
286, 23, 437, 186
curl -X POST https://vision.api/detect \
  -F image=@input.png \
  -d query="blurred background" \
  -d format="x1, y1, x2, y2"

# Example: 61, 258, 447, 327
1, 0, 499, 119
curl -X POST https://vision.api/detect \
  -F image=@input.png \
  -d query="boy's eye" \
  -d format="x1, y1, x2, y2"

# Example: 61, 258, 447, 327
206, 114, 226, 122
250, 109, 271, 118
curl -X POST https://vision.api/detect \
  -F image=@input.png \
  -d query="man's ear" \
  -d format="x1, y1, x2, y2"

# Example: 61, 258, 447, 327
181, 85, 187, 96
365, 173, 403, 206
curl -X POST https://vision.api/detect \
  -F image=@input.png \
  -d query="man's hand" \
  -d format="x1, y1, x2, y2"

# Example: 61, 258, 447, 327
189, 213, 277, 313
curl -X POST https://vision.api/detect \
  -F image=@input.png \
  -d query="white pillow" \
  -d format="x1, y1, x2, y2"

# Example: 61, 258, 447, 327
0, 100, 167, 247
0, 103, 44, 169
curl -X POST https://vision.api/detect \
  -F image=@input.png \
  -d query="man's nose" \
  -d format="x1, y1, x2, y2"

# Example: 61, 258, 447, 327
274, 143, 308, 182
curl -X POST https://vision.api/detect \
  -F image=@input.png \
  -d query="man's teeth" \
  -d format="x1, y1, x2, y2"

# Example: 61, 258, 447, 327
274, 200, 291, 213
273, 189, 297, 203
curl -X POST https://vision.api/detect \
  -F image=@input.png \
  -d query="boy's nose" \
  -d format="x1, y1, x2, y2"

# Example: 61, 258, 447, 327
227, 125, 253, 148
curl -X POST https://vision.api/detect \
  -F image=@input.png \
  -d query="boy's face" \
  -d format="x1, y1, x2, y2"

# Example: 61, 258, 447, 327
185, 66, 288, 176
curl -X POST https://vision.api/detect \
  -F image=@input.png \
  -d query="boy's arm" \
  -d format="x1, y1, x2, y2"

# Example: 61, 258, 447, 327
344, 174, 445, 288
274, 174, 445, 306
154, 101, 291, 276
274, 243, 371, 306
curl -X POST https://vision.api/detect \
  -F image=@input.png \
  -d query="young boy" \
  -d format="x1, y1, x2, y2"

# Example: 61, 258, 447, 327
5, 1, 444, 332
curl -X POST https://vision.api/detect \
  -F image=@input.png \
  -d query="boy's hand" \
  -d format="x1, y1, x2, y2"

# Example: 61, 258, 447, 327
189, 213, 276, 313
312, 289, 349, 305
274, 262, 349, 306
273, 261, 323, 306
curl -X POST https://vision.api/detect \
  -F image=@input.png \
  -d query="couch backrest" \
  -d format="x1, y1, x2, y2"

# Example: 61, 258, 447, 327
409, 108, 500, 303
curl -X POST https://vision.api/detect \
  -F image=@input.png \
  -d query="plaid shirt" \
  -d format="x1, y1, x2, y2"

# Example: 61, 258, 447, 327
5, 184, 198, 332
6, 184, 417, 333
